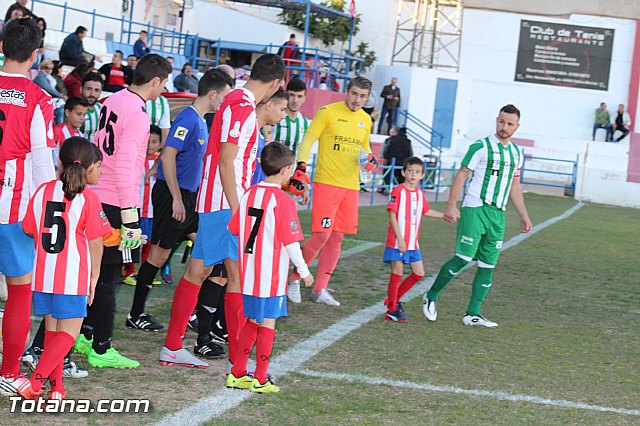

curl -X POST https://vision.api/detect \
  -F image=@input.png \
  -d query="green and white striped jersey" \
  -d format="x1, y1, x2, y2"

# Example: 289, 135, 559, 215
273, 113, 310, 158
81, 102, 102, 143
461, 135, 523, 211
146, 95, 170, 129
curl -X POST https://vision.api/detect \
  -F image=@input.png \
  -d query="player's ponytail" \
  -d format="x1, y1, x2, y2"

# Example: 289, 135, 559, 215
58, 137, 100, 201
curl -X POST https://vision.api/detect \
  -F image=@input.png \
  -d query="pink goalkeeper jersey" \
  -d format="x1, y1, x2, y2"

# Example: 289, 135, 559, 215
197, 88, 258, 213
228, 182, 303, 298
385, 184, 430, 250
22, 181, 112, 295
91, 89, 150, 208
0, 71, 55, 224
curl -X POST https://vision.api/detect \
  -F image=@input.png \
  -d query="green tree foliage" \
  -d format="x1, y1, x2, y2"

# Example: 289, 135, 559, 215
278, 0, 358, 47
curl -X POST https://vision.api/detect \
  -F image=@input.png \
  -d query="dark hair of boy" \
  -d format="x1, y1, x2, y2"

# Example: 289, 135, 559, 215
261, 142, 294, 177
403, 156, 425, 171
149, 124, 162, 139
286, 77, 306, 94
75, 26, 87, 35
132, 54, 172, 86
2, 18, 42, 62
59, 136, 101, 200
64, 96, 90, 111
82, 72, 104, 88
268, 87, 289, 103
500, 104, 521, 119
114, 50, 124, 58
250, 54, 286, 83
346, 76, 372, 93
128, 54, 137, 60
197, 68, 235, 97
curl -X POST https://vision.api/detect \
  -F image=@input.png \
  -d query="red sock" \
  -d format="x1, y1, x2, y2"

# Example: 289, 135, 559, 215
30, 331, 74, 393
289, 232, 330, 281
397, 273, 424, 301
230, 321, 258, 378
313, 232, 344, 293
387, 273, 402, 311
0, 284, 32, 379
164, 278, 200, 351
224, 292, 244, 365
254, 327, 275, 384
42, 331, 63, 392
141, 243, 151, 265
124, 262, 136, 277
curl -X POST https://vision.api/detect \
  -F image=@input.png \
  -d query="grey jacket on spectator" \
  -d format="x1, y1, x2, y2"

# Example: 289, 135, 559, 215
174, 73, 199, 93
33, 70, 65, 99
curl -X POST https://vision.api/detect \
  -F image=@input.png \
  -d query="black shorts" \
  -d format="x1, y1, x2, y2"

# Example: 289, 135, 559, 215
151, 180, 199, 250
102, 203, 140, 265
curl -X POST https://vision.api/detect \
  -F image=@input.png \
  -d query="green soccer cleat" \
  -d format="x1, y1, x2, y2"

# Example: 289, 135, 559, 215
226, 372, 253, 390
123, 275, 137, 286
73, 334, 93, 357
250, 378, 280, 394
88, 348, 140, 369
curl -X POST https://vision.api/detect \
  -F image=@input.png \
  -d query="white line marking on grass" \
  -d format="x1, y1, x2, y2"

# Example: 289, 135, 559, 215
155, 202, 585, 425
297, 369, 640, 416
309, 241, 382, 267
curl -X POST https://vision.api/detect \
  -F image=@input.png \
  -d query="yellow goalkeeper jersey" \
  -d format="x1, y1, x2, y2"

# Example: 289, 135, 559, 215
297, 101, 372, 191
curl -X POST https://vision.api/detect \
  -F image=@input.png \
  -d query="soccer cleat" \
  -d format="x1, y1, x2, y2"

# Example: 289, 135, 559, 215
48, 390, 66, 400
88, 348, 140, 369
126, 313, 165, 331
161, 264, 173, 285
226, 372, 253, 389
422, 295, 437, 321
63, 360, 89, 378
194, 339, 227, 359
13, 377, 42, 400
287, 279, 302, 303
463, 314, 498, 328
385, 307, 408, 323
250, 377, 280, 394
187, 311, 198, 331
159, 346, 209, 369
152, 278, 162, 286
0, 375, 21, 397
21, 348, 40, 372
73, 334, 93, 357
209, 320, 228, 344
310, 289, 341, 306
123, 274, 137, 286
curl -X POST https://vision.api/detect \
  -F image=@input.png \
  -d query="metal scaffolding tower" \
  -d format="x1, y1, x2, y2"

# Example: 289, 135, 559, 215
391, 0, 463, 70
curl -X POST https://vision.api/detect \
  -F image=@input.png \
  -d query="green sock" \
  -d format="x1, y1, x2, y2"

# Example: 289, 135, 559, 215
467, 267, 494, 316
427, 255, 469, 300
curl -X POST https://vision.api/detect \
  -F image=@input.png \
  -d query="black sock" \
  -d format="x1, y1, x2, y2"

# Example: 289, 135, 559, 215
130, 261, 160, 318
196, 279, 225, 344
212, 284, 227, 334
30, 321, 46, 354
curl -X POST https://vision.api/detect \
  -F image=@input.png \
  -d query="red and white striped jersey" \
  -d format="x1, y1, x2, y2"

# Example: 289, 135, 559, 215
385, 184, 430, 250
228, 182, 304, 298
197, 88, 258, 213
22, 180, 112, 296
0, 71, 55, 224
140, 154, 158, 218
53, 122, 84, 148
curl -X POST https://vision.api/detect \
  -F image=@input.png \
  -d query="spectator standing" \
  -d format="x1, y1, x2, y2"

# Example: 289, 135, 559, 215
98, 50, 133, 93
380, 127, 413, 193
610, 103, 631, 142
3, 0, 30, 22
133, 30, 151, 58
278, 34, 299, 62
174, 63, 199, 93
33, 59, 66, 124
378, 77, 401, 135
59, 26, 92, 66
592, 102, 611, 141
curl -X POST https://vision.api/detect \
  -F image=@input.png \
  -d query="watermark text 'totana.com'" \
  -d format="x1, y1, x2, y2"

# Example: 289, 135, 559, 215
9, 397, 151, 414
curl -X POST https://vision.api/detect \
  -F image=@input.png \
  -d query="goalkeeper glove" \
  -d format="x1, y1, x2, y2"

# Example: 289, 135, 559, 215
364, 154, 378, 173
284, 169, 310, 196
119, 208, 142, 250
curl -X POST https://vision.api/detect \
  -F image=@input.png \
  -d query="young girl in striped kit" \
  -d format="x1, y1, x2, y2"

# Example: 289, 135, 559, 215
16, 137, 111, 399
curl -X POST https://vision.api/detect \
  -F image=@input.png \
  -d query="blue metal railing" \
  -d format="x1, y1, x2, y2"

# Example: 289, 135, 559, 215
397, 109, 443, 156
520, 153, 579, 195
31, 0, 362, 91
